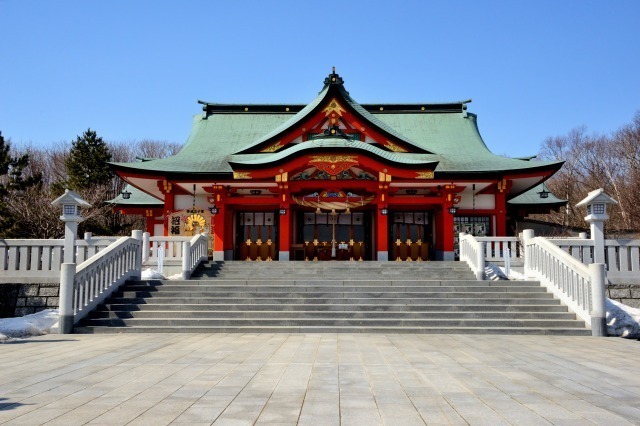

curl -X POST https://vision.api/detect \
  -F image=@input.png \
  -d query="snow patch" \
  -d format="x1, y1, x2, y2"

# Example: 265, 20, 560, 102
141, 268, 165, 280
141, 268, 182, 280
485, 263, 525, 281
607, 299, 640, 339
0, 309, 59, 342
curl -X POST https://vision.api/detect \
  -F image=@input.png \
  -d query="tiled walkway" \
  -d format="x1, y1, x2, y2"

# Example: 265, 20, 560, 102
0, 334, 639, 425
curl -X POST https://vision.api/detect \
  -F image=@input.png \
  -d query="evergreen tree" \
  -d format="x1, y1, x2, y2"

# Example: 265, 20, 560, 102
66, 128, 113, 191
0, 132, 42, 237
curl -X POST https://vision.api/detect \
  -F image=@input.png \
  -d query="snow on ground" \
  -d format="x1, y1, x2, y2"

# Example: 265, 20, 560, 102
141, 268, 165, 280
0, 309, 59, 342
141, 268, 182, 280
607, 299, 640, 339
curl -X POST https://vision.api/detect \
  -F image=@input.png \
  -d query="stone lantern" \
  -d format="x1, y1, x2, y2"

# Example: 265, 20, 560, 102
576, 188, 618, 264
51, 189, 92, 263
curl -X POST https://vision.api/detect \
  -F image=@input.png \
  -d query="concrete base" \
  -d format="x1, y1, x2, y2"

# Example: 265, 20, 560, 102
58, 314, 74, 334
279, 251, 290, 261
377, 251, 389, 261
435, 250, 456, 261
213, 251, 224, 261
591, 317, 607, 337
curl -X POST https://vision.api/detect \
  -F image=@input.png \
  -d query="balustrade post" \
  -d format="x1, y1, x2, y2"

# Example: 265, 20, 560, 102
182, 241, 192, 280
589, 263, 607, 337
459, 232, 467, 261
142, 232, 150, 264
522, 229, 535, 279
58, 263, 76, 334
131, 230, 143, 280
475, 243, 485, 281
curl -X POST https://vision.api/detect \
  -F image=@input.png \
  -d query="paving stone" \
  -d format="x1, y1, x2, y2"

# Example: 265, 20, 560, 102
1, 334, 639, 425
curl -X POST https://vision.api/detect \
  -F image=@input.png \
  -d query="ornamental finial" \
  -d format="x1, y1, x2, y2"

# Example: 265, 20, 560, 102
324, 67, 344, 86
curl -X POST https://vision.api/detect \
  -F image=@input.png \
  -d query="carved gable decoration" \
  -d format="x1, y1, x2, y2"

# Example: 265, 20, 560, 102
308, 155, 359, 176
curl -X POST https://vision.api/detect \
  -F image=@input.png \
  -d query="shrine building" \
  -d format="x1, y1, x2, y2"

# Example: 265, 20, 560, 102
110, 69, 565, 261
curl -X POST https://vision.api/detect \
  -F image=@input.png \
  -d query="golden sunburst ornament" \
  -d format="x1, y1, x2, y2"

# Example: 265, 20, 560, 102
185, 214, 206, 231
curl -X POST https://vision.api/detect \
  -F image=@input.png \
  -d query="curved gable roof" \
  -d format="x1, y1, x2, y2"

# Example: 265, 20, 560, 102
233, 71, 430, 155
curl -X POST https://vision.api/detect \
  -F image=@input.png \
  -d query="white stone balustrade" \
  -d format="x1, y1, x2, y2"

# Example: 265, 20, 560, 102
147, 236, 190, 262
56, 232, 142, 333
182, 234, 209, 279
551, 238, 640, 284
476, 237, 521, 262
525, 235, 606, 336
459, 233, 485, 281
0, 236, 119, 283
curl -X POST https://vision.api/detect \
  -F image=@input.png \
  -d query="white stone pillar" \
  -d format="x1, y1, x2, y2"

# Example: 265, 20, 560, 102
131, 230, 143, 280
142, 232, 150, 264
589, 263, 607, 337
63, 221, 78, 264
182, 240, 192, 280
590, 220, 606, 264
58, 263, 76, 334
522, 229, 535, 279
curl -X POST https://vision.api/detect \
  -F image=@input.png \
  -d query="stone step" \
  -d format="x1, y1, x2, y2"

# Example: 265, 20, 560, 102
103, 297, 561, 305
143, 279, 507, 287
192, 273, 477, 279
88, 310, 578, 320
79, 317, 587, 328
118, 281, 546, 295
110, 290, 553, 300
74, 260, 589, 335
96, 303, 571, 313
73, 325, 591, 336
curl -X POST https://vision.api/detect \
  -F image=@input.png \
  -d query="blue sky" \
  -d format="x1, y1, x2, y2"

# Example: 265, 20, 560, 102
1, 0, 638, 158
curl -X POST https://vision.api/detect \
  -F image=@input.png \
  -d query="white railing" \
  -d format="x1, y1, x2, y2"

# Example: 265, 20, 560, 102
72, 236, 141, 321
604, 240, 640, 283
525, 235, 606, 334
56, 231, 142, 333
476, 237, 521, 262
141, 233, 209, 278
551, 238, 640, 284
147, 236, 190, 262
0, 234, 120, 283
75, 234, 120, 263
183, 234, 209, 279
459, 233, 485, 281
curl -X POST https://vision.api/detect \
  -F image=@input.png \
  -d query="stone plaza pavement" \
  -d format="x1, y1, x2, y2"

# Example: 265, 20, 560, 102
0, 334, 639, 425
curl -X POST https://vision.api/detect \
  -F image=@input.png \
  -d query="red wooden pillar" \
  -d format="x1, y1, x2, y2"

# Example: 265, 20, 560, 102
162, 183, 174, 236
212, 203, 225, 261
495, 190, 507, 236
434, 206, 455, 261
144, 209, 155, 234
279, 208, 291, 261
376, 207, 389, 261
223, 208, 233, 256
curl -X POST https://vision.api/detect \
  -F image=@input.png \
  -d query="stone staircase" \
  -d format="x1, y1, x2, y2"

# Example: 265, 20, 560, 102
74, 261, 590, 335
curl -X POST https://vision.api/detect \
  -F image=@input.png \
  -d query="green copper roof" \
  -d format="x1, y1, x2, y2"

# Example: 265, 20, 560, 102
230, 139, 439, 168
233, 80, 428, 155
110, 113, 293, 174
372, 112, 561, 172
110, 72, 562, 176
508, 183, 567, 206
107, 184, 163, 206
